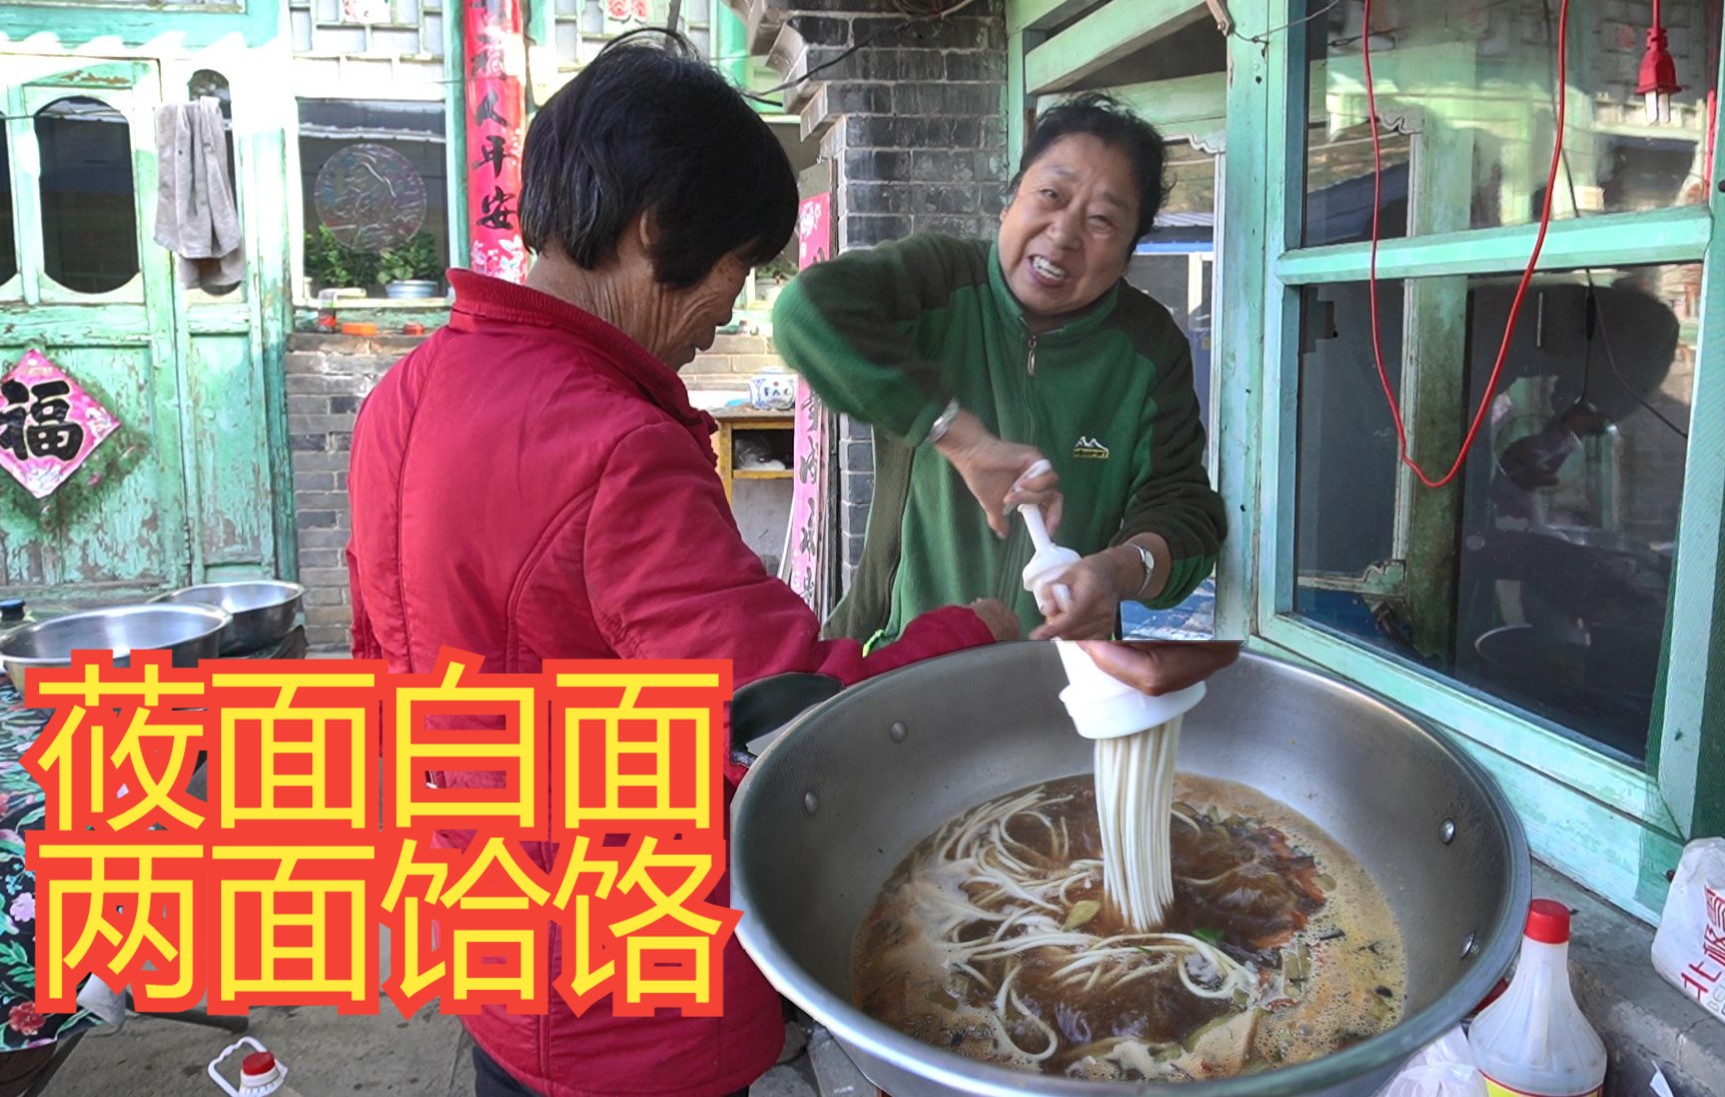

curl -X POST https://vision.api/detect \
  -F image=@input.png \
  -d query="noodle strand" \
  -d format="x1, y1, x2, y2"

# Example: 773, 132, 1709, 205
1094, 715, 1182, 931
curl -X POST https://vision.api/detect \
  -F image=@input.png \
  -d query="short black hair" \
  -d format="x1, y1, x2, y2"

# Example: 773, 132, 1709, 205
1010, 92, 1170, 243
520, 29, 797, 288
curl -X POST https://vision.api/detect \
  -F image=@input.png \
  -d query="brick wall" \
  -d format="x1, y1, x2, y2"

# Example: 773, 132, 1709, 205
285, 333, 419, 651
785, 0, 1010, 585
681, 331, 784, 390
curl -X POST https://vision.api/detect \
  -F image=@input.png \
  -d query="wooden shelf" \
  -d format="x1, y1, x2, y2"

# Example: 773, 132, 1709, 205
713, 407, 794, 501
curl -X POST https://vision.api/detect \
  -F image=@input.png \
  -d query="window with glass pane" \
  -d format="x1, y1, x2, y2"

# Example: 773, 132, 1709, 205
1293, 263, 1696, 764
36, 96, 139, 295
298, 99, 448, 298
1127, 142, 1218, 429
553, 0, 712, 69
0, 133, 15, 286
1302, 0, 1720, 248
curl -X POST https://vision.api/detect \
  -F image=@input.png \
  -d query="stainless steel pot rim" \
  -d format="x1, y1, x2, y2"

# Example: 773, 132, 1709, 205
150, 580, 305, 610
0, 602, 234, 661
732, 645, 1532, 1097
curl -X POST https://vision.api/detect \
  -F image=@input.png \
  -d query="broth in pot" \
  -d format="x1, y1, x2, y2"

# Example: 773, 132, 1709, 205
851, 774, 1406, 1083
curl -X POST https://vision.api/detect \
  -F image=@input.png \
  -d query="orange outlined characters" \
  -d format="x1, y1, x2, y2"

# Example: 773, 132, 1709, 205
546, 835, 621, 1015
379, 835, 553, 1018
378, 838, 451, 1013
20, 653, 747, 1022
383, 651, 548, 841
549, 662, 730, 837
28, 840, 204, 1013
545, 833, 734, 1017
623, 936, 714, 1011
204, 664, 383, 838
22, 653, 208, 834
207, 846, 381, 1014
609, 836, 735, 1016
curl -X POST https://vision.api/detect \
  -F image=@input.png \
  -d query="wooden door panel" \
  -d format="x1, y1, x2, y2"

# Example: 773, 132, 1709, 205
0, 58, 189, 595
0, 341, 187, 591
187, 333, 272, 571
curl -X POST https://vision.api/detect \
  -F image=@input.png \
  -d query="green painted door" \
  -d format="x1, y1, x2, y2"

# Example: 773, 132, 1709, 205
0, 54, 279, 599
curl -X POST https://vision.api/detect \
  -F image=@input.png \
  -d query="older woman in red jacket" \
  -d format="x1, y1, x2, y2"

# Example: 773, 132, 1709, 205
344, 29, 1019, 1097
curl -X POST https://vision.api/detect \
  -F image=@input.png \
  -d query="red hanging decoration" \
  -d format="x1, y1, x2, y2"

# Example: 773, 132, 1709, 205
464, 0, 529, 282
1636, 0, 1682, 125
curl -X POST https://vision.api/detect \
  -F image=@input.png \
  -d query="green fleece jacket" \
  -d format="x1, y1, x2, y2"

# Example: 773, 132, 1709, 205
772, 233, 1226, 645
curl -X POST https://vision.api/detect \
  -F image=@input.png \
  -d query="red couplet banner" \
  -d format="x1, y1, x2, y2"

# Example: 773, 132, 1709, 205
464, 0, 530, 282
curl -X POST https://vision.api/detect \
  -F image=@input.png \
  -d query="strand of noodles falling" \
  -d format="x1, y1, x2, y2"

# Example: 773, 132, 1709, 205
1095, 713, 1182, 931
1044, 636, 1211, 935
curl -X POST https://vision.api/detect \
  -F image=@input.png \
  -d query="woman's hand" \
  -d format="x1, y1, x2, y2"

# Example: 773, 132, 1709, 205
968, 598, 1022, 642
1029, 537, 1169, 641
935, 410, 1062, 539
1074, 640, 1243, 695
1028, 557, 1118, 640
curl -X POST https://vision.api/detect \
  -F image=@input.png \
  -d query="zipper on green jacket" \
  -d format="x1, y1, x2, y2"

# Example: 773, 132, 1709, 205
998, 327, 1041, 605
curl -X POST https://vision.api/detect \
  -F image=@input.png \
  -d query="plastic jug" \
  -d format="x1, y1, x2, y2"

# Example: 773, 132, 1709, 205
1467, 899, 1607, 1097
209, 1036, 305, 1097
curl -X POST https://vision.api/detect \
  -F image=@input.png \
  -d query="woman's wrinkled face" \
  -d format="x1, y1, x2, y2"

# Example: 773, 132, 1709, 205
997, 134, 1140, 330
654, 250, 751, 368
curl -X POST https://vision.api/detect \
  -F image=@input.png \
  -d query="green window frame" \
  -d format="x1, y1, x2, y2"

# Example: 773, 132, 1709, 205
1219, 0, 1722, 923
1005, 0, 1724, 922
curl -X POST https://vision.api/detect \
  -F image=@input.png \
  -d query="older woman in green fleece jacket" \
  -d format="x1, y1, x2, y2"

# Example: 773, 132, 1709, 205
773, 93, 1227, 649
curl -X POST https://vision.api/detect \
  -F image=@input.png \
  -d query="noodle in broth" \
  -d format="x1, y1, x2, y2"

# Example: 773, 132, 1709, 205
852, 774, 1406, 1082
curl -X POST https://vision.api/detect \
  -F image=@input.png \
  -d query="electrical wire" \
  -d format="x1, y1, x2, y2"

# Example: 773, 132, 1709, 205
887, 0, 979, 15
1589, 272, 1691, 439
736, 0, 979, 106
1362, 0, 1572, 489
1229, 0, 1345, 47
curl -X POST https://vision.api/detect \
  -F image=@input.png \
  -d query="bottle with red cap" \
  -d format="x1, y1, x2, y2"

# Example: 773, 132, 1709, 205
208, 1036, 305, 1097
1466, 899, 1607, 1097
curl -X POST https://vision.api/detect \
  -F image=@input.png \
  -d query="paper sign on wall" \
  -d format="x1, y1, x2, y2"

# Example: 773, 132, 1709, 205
0, 350, 119, 500
786, 192, 837, 616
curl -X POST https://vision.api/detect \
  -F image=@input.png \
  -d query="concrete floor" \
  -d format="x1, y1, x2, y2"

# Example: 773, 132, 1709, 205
46, 1001, 477, 1096
41, 1005, 831, 1097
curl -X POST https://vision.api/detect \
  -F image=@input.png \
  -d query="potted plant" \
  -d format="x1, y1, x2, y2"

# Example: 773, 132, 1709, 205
304, 225, 379, 296
377, 232, 443, 299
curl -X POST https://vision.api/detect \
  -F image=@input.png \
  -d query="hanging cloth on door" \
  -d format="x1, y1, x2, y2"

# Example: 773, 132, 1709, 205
152, 97, 244, 292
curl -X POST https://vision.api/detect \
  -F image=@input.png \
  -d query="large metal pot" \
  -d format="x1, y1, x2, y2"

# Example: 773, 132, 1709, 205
151, 580, 304, 655
732, 644, 1529, 1097
1, 604, 231, 695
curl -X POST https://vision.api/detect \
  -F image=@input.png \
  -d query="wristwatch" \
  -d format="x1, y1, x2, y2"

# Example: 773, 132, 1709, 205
1130, 543, 1157, 601
925, 399, 961, 447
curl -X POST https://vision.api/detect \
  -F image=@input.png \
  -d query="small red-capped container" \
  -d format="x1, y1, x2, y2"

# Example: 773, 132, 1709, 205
208, 1037, 302, 1097
1466, 899, 1607, 1096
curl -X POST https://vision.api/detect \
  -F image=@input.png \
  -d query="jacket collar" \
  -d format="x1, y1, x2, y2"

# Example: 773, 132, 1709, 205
985, 239, 1121, 344
446, 269, 715, 436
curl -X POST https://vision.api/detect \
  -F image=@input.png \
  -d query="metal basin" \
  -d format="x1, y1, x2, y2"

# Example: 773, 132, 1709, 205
732, 644, 1529, 1097
151, 580, 303, 654
1, 604, 231, 695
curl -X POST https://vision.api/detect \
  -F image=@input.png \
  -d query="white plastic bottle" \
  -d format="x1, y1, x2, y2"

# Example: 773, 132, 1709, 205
1467, 899, 1607, 1097
209, 1037, 307, 1097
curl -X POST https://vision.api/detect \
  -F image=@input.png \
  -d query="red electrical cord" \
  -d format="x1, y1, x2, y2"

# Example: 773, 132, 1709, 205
1361, 0, 1572, 489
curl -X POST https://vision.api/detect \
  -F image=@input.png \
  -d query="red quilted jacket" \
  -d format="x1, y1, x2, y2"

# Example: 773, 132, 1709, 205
345, 270, 995, 1097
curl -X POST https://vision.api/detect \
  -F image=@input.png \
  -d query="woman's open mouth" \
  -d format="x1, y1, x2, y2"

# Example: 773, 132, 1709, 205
1028, 255, 1070, 289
